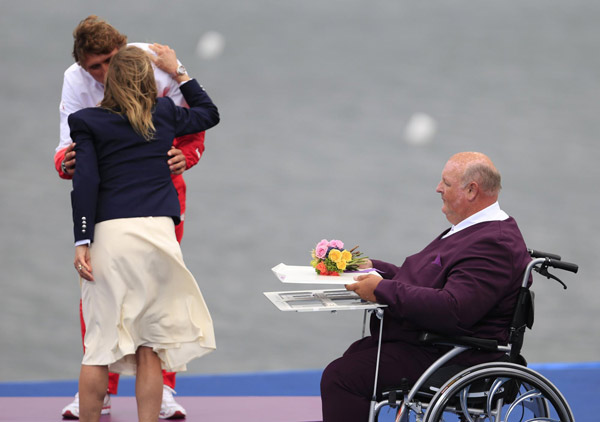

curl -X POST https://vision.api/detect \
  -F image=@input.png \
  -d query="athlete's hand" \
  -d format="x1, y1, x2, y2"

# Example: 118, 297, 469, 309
168, 147, 187, 175
62, 143, 77, 176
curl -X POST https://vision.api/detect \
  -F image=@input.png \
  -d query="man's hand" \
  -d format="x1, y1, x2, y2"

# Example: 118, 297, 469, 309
358, 258, 373, 269
62, 143, 76, 176
168, 147, 187, 175
345, 274, 383, 303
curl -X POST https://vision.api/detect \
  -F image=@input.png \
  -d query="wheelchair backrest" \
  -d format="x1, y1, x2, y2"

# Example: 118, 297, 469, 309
508, 287, 534, 362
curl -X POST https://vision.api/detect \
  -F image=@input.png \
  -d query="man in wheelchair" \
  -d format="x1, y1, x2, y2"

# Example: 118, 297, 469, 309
320, 151, 532, 421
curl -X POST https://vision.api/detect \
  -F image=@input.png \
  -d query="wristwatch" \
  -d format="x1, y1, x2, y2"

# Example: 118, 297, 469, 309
176, 64, 187, 76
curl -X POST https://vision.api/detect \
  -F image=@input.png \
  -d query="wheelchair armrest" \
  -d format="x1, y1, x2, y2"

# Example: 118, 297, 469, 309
420, 332, 499, 352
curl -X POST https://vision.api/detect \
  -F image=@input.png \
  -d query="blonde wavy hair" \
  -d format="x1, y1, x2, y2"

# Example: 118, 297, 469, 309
101, 46, 157, 141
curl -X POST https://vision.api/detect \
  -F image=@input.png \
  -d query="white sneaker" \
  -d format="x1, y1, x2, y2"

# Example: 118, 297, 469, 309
159, 385, 187, 419
61, 392, 111, 419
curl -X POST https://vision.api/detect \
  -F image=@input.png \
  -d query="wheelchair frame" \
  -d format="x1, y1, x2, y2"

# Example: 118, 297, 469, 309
367, 250, 579, 422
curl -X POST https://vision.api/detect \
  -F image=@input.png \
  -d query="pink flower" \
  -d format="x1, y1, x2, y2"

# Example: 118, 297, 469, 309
315, 239, 330, 259
329, 239, 344, 249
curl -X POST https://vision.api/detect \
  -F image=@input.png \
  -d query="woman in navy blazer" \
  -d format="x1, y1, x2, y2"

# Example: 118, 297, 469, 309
69, 46, 219, 422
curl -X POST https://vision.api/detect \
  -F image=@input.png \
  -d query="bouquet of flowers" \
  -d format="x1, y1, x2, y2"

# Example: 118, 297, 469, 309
310, 239, 368, 276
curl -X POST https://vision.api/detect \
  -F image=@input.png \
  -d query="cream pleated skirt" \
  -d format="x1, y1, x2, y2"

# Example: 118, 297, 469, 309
81, 217, 216, 375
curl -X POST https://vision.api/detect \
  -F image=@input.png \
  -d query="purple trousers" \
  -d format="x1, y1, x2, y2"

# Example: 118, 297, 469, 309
320, 336, 440, 422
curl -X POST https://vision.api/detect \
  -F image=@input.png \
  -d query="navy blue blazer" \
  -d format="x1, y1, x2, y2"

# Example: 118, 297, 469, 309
69, 79, 219, 243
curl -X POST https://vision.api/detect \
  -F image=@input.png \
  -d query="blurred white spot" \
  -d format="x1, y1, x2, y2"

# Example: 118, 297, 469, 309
196, 31, 225, 60
404, 113, 437, 145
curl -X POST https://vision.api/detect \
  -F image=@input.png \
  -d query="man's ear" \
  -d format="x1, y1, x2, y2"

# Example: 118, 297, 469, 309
466, 182, 479, 201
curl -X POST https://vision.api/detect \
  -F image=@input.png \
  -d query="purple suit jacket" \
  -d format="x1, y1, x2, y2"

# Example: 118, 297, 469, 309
372, 217, 531, 362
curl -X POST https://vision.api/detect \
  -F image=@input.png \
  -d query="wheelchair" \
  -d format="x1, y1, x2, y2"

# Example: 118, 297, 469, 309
368, 249, 579, 422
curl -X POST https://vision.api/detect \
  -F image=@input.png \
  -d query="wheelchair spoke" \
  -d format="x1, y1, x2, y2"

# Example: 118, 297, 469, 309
487, 377, 509, 417
459, 384, 477, 422
505, 387, 542, 420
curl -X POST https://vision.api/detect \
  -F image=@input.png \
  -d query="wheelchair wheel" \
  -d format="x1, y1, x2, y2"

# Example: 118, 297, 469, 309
423, 362, 573, 422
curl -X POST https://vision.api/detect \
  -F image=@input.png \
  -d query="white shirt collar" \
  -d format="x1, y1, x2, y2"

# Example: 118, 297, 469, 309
77, 64, 104, 90
442, 201, 509, 238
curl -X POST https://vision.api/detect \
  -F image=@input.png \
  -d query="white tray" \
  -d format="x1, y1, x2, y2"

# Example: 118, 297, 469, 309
271, 263, 378, 285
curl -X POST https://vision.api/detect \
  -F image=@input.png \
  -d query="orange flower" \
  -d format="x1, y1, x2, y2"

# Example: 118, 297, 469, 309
316, 262, 328, 274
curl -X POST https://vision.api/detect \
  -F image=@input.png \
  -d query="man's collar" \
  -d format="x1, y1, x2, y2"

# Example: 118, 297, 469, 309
442, 202, 509, 238
77, 63, 104, 90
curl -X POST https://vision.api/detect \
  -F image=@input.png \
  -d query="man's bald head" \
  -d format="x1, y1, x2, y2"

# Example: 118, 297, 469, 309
450, 152, 502, 198
436, 152, 502, 225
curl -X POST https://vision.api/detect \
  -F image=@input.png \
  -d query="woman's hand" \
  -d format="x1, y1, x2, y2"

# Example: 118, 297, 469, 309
147, 43, 190, 83
74, 244, 94, 281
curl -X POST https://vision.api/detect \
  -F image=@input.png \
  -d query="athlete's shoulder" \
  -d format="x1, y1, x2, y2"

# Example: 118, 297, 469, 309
127, 42, 151, 51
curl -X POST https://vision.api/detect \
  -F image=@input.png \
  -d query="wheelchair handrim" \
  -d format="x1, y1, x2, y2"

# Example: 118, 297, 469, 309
423, 362, 574, 422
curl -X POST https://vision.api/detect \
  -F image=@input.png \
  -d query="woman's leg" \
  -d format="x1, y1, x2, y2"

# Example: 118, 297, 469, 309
79, 364, 108, 422
80, 299, 120, 395
135, 346, 163, 422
